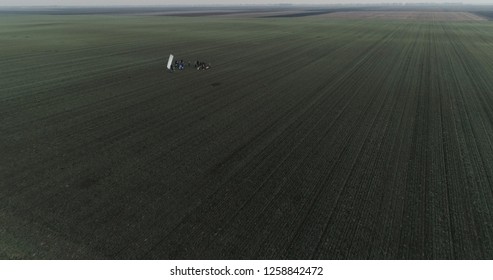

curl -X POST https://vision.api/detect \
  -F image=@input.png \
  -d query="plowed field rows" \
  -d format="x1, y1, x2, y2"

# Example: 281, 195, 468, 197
1, 15, 493, 259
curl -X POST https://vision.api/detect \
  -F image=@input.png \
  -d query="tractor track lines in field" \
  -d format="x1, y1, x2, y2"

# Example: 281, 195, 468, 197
279, 25, 409, 259
442, 27, 493, 258
134, 25, 407, 259
110, 26, 396, 256
3, 16, 493, 259
124, 48, 374, 258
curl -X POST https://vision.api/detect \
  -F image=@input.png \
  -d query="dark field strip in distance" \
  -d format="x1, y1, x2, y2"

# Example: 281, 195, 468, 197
1, 16, 493, 259
263, 8, 364, 18
3, 5, 493, 18
473, 11, 493, 20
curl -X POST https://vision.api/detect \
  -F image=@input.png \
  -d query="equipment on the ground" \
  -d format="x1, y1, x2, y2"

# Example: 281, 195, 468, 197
166, 54, 174, 70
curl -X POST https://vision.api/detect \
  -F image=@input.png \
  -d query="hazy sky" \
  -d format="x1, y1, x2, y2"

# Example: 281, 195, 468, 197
1, 0, 492, 6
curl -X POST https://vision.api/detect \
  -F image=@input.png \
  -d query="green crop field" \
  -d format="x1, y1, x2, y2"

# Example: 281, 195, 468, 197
2, 12, 493, 259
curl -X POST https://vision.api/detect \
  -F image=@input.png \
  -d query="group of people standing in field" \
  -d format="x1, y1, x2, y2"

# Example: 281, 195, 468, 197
170, 59, 211, 71
170, 59, 187, 71
194, 60, 211, 70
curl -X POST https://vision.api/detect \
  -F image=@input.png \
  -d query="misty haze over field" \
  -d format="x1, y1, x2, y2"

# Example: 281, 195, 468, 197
2, 0, 493, 7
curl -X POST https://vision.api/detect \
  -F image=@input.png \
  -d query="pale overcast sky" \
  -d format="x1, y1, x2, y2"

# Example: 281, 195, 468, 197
1, 0, 492, 6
